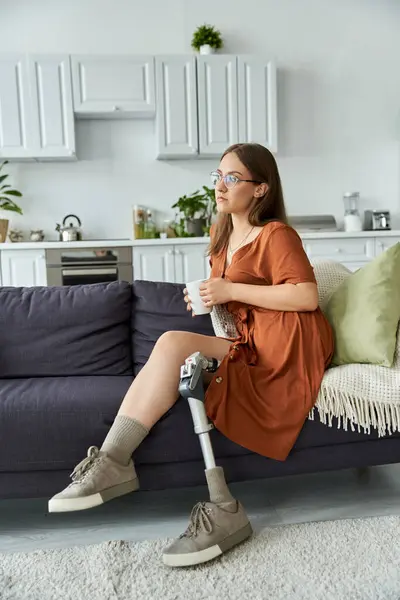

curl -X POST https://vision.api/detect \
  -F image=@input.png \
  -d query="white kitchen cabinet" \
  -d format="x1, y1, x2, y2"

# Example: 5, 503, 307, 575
0, 54, 75, 161
197, 55, 238, 158
238, 58, 277, 152
303, 238, 375, 265
0, 55, 35, 159
71, 55, 155, 118
133, 243, 210, 283
1, 250, 47, 287
133, 245, 175, 282
174, 244, 210, 284
374, 236, 400, 256
157, 54, 278, 160
155, 56, 198, 159
29, 55, 75, 159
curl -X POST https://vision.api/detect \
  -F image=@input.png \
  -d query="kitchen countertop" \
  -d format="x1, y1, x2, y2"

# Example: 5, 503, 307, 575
1, 229, 399, 250
296, 229, 400, 239
130, 229, 400, 245
0, 239, 135, 250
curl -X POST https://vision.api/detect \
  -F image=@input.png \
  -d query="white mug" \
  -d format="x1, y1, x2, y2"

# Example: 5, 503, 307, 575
185, 279, 212, 315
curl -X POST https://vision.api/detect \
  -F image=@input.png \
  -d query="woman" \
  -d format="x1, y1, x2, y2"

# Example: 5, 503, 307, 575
48, 143, 334, 566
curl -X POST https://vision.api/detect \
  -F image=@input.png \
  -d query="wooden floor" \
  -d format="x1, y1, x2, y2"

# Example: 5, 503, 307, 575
1, 464, 400, 554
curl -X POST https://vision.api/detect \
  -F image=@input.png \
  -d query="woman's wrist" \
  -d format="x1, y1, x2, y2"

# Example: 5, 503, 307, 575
229, 282, 242, 303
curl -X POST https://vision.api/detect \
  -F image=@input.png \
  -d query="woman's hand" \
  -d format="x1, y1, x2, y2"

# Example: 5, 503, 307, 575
183, 288, 195, 316
183, 278, 233, 316
199, 278, 233, 307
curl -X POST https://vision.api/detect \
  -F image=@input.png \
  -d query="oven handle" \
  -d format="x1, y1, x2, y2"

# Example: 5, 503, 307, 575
60, 261, 118, 267
62, 268, 118, 276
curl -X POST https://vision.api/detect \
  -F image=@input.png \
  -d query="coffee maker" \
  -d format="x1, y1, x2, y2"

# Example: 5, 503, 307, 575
363, 210, 391, 231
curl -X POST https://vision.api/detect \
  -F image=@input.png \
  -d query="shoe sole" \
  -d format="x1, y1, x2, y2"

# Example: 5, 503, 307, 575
162, 521, 253, 567
48, 477, 140, 513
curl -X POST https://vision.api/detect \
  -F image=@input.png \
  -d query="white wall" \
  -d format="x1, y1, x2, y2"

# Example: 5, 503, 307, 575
1, 0, 400, 239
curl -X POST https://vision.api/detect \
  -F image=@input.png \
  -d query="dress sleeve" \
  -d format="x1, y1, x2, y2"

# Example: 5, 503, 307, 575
262, 225, 316, 286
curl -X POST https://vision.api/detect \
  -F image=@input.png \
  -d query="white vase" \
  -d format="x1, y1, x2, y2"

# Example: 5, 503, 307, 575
199, 44, 215, 55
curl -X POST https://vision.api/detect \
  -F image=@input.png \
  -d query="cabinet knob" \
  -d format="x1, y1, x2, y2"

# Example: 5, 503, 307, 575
113, 105, 121, 111
335, 248, 343, 253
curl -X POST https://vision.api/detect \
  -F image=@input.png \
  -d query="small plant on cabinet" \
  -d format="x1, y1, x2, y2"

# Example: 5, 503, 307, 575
0, 160, 23, 243
0, 161, 23, 215
191, 24, 223, 54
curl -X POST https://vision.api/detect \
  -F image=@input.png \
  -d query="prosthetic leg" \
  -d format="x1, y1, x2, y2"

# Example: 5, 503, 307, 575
178, 351, 219, 470
162, 352, 253, 568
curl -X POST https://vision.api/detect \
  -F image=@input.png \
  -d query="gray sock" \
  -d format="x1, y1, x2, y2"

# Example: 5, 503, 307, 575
205, 466, 237, 510
100, 415, 149, 466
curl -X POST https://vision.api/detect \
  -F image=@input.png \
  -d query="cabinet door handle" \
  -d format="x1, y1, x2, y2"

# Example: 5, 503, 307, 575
113, 105, 122, 111
335, 248, 343, 253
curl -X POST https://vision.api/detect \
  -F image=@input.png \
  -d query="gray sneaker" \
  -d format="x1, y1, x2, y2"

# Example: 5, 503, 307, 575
162, 500, 253, 567
48, 446, 139, 513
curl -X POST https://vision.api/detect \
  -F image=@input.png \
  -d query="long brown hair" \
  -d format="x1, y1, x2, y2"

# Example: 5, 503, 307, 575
207, 143, 287, 257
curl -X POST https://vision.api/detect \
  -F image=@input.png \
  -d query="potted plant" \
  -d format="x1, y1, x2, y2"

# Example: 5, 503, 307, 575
0, 160, 23, 243
201, 185, 217, 235
171, 185, 216, 237
191, 24, 223, 55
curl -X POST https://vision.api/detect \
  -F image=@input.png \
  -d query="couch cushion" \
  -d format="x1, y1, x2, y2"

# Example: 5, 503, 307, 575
0, 376, 133, 472
0, 282, 133, 377
132, 280, 215, 375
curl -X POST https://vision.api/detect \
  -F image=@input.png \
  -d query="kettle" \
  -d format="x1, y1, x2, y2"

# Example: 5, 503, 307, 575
56, 214, 83, 242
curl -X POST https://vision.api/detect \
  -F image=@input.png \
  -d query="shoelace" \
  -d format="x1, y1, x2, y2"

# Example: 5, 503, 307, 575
181, 502, 213, 538
70, 446, 101, 482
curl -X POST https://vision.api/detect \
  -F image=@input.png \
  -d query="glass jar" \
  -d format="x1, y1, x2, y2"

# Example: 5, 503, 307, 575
133, 205, 146, 239
144, 210, 157, 239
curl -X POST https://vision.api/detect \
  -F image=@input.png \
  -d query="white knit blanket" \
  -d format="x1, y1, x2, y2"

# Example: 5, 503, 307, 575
309, 336, 400, 436
210, 260, 400, 437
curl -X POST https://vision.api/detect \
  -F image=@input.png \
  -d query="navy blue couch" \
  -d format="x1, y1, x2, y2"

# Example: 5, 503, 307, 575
1, 280, 399, 500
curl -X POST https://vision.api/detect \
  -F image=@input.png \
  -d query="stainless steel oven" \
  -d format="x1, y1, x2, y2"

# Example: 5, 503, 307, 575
45, 246, 133, 286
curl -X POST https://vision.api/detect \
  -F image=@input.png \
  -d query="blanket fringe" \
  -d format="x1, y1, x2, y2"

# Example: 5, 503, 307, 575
308, 383, 400, 437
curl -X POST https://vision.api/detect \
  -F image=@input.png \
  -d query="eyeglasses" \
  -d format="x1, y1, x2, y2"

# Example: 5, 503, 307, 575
210, 171, 263, 190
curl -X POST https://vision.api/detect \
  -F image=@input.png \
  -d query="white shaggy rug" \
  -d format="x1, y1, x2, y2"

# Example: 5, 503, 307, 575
1, 516, 400, 600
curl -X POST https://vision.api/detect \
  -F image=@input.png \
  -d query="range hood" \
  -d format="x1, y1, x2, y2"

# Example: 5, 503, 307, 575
288, 214, 337, 232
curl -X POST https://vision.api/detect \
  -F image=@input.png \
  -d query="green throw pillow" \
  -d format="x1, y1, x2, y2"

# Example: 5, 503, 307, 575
322, 242, 400, 367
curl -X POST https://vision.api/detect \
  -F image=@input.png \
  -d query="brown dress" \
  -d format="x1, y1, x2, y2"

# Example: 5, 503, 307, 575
204, 221, 334, 461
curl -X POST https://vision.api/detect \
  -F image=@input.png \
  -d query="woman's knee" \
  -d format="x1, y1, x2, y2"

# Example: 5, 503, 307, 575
155, 330, 217, 364
149, 331, 196, 370
155, 331, 193, 356
154, 330, 231, 363
157, 330, 187, 344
